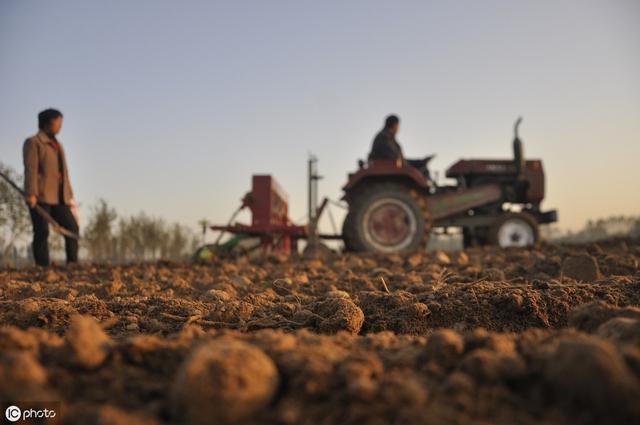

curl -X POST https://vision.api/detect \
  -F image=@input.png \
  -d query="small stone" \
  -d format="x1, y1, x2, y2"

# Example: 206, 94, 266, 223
203, 289, 232, 302
561, 254, 601, 282
407, 253, 423, 268
455, 251, 470, 266
170, 339, 279, 425
18, 298, 40, 316
126, 322, 140, 331
435, 251, 451, 265
326, 290, 351, 299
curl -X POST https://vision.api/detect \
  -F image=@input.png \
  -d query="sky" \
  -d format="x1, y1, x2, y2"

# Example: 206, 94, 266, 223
1, 0, 639, 236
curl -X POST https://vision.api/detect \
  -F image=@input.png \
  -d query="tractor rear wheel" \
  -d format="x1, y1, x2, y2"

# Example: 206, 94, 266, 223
488, 212, 539, 248
342, 183, 430, 253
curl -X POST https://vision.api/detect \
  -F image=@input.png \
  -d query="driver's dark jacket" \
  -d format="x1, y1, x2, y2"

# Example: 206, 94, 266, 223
368, 129, 404, 162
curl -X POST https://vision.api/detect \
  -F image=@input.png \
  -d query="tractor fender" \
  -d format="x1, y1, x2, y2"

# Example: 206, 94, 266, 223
342, 160, 429, 200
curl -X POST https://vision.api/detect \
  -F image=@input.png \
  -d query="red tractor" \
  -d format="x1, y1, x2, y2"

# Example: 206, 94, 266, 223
341, 118, 557, 253
205, 118, 557, 258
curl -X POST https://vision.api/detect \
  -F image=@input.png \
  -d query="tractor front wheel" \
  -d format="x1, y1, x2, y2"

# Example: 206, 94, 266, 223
342, 183, 430, 253
489, 212, 539, 248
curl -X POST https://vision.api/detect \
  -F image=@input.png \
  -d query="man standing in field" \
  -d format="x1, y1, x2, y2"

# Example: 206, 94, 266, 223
23, 108, 79, 266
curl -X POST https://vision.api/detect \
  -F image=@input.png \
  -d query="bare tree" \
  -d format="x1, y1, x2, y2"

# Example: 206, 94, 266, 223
80, 200, 201, 263
0, 163, 31, 265
83, 199, 117, 261
164, 223, 196, 259
556, 215, 640, 243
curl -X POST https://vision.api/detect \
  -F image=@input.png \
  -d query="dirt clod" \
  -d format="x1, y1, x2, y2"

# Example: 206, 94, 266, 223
562, 254, 602, 282
311, 297, 364, 334
0, 350, 48, 399
597, 317, 640, 345
569, 301, 640, 332
170, 338, 279, 425
424, 329, 464, 368
64, 314, 112, 369
543, 335, 640, 420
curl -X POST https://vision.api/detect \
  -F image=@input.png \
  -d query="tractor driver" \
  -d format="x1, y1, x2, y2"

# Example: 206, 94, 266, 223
368, 115, 434, 182
368, 115, 405, 163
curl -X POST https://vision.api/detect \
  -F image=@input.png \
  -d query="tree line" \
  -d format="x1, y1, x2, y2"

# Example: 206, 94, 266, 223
542, 216, 640, 243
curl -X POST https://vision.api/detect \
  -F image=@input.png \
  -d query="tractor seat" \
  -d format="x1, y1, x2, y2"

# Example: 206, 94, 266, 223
357, 155, 435, 172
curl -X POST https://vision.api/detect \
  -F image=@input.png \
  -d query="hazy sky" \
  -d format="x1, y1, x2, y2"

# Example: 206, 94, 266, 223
1, 0, 639, 235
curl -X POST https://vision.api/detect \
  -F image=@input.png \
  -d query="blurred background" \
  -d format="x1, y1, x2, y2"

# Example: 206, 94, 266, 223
1, 0, 638, 262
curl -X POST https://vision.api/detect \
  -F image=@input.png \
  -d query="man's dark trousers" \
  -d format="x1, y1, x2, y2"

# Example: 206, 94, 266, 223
29, 203, 79, 266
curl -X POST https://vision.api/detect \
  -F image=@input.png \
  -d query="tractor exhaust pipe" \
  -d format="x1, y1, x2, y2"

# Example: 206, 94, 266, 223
513, 117, 525, 180
307, 155, 322, 242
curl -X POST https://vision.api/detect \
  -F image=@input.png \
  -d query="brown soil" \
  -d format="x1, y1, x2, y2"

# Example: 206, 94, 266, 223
1, 238, 639, 424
